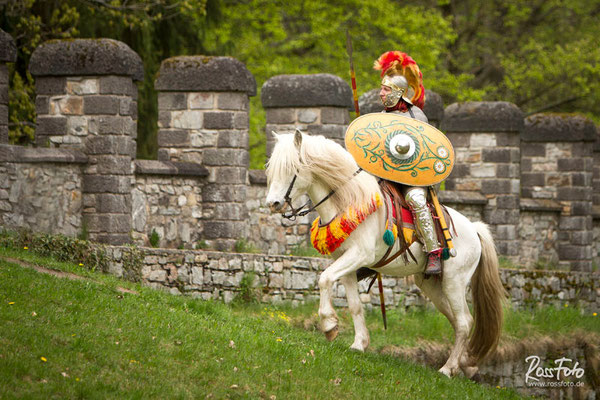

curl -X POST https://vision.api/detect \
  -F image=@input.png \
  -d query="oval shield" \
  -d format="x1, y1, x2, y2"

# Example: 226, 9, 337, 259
345, 113, 454, 186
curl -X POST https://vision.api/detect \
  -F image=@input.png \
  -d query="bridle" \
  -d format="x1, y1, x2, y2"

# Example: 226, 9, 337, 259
281, 168, 363, 220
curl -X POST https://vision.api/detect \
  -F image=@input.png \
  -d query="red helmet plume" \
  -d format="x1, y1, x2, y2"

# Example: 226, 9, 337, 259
374, 51, 425, 109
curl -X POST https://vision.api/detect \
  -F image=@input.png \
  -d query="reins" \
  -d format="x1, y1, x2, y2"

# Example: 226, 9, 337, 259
282, 168, 363, 220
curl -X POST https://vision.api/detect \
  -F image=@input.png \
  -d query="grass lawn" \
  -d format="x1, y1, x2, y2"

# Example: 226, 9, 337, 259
1, 247, 597, 399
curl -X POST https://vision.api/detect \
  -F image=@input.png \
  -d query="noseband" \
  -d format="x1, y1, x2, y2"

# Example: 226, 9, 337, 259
281, 168, 363, 220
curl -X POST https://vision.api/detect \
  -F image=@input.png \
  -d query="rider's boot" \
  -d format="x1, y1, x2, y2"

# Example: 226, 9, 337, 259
425, 249, 442, 276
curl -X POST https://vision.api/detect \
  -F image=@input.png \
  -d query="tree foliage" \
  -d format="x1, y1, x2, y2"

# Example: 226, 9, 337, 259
411, 0, 600, 119
1, 0, 599, 165
1, 0, 218, 155
204, 0, 476, 167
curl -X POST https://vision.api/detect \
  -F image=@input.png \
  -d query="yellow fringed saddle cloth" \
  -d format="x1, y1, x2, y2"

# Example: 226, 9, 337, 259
310, 193, 416, 255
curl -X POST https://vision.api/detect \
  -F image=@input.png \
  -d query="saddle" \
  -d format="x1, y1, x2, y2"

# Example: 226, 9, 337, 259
356, 180, 455, 282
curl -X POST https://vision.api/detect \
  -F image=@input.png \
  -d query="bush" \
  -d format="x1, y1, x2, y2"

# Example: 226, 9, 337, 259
149, 229, 160, 248
0, 229, 108, 272
234, 272, 261, 304
234, 238, 260, 254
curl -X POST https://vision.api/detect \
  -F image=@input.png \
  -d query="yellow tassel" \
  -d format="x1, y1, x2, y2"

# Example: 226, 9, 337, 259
330, 217, 347, 240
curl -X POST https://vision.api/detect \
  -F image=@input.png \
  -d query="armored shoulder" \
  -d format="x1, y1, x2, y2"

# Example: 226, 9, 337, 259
384, 107, 429, 123
410, 106, 428, 123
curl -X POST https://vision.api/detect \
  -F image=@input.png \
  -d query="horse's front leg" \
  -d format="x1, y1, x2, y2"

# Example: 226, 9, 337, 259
340, 273, 369, 351
318, 246, 373, 342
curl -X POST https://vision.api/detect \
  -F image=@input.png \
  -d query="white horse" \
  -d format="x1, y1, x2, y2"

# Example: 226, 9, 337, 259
265, 130, 506, 378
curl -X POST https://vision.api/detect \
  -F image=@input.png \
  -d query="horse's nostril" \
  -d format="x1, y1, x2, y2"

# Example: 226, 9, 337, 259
272, 201, 281, 209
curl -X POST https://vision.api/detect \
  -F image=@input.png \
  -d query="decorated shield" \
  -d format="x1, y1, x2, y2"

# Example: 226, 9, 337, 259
345, 113, 454, 186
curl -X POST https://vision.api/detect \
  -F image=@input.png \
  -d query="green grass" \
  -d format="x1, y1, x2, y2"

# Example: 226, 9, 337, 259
239, 299, 600, 354
0, 248, 526, 399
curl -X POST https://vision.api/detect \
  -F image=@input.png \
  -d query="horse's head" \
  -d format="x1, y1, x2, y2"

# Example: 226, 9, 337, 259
265, 130, 312, 213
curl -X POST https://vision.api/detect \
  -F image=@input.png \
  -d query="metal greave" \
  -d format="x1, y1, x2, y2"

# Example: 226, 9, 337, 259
403, 186, 440, 253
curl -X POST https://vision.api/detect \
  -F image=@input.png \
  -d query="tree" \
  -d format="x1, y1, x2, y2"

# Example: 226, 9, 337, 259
409, 0, 600, 120
0, 0, 219, 156
203, 0, 469, 167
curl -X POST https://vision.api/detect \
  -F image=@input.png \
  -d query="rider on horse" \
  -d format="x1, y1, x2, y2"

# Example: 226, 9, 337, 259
374, 51, 442, 276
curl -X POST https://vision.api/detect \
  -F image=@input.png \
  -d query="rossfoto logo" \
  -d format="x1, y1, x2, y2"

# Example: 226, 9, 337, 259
525, 355, 585, 388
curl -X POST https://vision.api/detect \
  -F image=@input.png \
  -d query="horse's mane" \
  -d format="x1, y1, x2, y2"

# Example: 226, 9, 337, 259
267, 133, 380, 213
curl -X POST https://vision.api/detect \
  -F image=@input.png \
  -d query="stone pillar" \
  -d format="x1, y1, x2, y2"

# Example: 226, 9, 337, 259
358, 88, 444, 128
155, 56, 256, 251
29, 39, 143, 245
0, 29, 17, 144
593, 126, 600, 211
261, 74, 352, 158
422, 91, 444, 129
522, 114, 596, 271
594, 127, 600, 269
442, 102, 523, 260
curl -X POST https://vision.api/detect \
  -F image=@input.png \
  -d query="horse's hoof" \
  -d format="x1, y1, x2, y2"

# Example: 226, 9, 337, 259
469, 372, 483, 383
438, 366, 452, 378
350, 338, 369, 352
462, 365, 480, 379
324, 326, 339, 342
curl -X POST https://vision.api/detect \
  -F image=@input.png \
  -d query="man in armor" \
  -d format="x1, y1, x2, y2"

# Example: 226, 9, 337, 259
375, 51, 442, 275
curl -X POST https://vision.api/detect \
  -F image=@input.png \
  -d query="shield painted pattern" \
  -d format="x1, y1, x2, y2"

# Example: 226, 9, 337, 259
345, 113, 454, 186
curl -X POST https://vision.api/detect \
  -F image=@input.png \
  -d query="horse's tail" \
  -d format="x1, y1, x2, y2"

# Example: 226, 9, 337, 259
468, 222, 507, 364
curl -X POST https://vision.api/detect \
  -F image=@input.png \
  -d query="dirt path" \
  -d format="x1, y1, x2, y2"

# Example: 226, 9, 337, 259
0, 255, 138, 295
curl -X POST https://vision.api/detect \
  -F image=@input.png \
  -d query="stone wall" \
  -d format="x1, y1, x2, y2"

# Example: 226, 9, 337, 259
155, 56, 256, 251
522, 114, 597, 271
385, 334, 598, 400
517, 206, 560, 269
262, 74, 352, 159
246, 169, 315, 255
29, 39, 143, 245
0, 29, 16, 144
592, 126, 600, 269
442, 102, 523, 261
0, 145, 86, 237
103, 244, 426, 309
101, 244, 599, 311
132, 160, 207, 249
0, 31, 599, 273
501, 268, 599, 310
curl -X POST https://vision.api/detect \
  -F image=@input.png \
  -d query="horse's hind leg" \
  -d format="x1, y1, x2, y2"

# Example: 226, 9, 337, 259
340, 274, 369, 351
416, 274, 476, 378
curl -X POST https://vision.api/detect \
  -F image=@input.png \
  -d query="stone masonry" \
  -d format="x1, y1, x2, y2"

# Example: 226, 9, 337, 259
29, 39, 143, 245
132, 160, 208, 249
592, 127, 600, 269
522, 114, 596, 271
247, 169, 313, 255
0, 28, 598, 275
0, 146, 86, 237
518, 203, 560, 269
442, 102, 523, 260
100, 244, 600, 311
261, 74, 352, 158
155, 56, 256, 251
0, 29, 17, 144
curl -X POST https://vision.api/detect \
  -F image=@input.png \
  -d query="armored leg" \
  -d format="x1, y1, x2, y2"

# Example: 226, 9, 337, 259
404, 186, 442, 275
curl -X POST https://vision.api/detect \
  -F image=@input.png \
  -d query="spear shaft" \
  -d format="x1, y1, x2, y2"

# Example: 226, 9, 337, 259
345, 30, 360, 117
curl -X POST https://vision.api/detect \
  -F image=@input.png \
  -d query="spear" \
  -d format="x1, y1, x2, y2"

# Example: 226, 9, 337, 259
347, 31, 386, 329
345, 30, 360, 117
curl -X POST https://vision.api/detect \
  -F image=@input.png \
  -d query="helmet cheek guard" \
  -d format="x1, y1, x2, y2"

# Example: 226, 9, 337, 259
381, 75, 410, 108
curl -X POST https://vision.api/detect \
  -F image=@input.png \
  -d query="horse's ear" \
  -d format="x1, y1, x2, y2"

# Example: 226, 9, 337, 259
294, 129, 303, 149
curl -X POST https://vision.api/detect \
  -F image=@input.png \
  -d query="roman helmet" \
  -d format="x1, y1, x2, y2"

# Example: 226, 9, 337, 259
374, 51, 425, 109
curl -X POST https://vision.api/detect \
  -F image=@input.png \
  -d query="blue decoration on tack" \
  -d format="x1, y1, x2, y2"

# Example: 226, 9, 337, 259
383, 230, 395, 246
